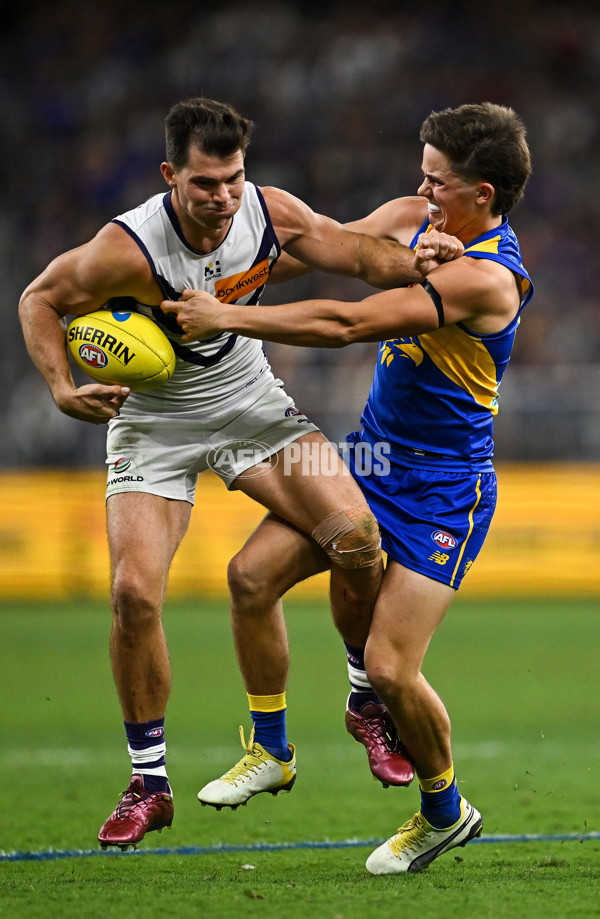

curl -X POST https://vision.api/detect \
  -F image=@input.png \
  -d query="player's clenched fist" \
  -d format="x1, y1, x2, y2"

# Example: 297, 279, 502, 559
414, 229, 464, 276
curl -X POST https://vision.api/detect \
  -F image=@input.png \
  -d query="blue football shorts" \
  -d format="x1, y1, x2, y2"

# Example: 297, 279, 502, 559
345, 433, 497, 589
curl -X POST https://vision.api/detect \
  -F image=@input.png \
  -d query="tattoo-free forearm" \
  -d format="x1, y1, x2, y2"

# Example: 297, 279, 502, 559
356, 234, 421, 288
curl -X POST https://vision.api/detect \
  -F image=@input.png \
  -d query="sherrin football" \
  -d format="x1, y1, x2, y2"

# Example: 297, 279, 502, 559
67, 308, 176, 391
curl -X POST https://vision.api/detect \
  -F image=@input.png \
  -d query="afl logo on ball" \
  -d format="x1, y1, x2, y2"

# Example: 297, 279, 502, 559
79, 344, 108, 368
431, 530, 458, 550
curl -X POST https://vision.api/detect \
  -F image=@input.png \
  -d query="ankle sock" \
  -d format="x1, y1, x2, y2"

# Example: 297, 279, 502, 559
125, 718, 169, 793
247, 692, 291, 762
349, 690, 380, 711
419, 764, 461, 829
345, 642, 381, 711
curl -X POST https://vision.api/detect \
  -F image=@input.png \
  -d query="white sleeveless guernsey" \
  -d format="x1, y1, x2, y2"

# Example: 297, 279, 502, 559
110, 182, 281, 416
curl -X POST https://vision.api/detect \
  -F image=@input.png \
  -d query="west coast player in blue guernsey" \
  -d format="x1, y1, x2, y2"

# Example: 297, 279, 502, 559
163, 102, 534, 875
354, 214, 533, 591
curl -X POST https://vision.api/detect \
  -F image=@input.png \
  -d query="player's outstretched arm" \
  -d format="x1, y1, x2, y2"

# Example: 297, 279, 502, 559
161, 284, 439, 345
264, 189, 463, 287
268, 251, 314, 285
262, 186, 427, 289
162, 257, 514, 347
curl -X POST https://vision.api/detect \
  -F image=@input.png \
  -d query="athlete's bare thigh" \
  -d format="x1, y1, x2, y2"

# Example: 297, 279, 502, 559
369, 559, 455, 671
233, 431, 369, 534
107, 492, 192, 594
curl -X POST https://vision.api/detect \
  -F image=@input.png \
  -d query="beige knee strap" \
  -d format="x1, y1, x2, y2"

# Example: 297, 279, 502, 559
311, 506, 381, 569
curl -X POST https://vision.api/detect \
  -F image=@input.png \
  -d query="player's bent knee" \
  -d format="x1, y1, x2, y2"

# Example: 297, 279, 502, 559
311, 505, 381, 569
227, 552, 260, 599
365, 644, 419, 697
110, 571, 163, 625
227, 552, 281, 606
366, 663, 399, 698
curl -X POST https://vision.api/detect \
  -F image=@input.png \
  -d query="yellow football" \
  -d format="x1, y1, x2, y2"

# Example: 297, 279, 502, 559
67, 308, 176, 391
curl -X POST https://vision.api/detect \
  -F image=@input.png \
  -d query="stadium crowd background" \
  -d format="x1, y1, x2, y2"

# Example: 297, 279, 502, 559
2, 0, 599, 467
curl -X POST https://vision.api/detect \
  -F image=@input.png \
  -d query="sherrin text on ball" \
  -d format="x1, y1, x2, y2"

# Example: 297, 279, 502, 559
67, 309, 176, 391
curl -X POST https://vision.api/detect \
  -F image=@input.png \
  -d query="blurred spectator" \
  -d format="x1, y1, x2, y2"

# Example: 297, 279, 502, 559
3, 0, 600, 464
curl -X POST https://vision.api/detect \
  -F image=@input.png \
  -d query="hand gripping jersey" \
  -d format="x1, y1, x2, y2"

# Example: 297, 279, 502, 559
360, 217, 534, 471
109, 183, 281, 415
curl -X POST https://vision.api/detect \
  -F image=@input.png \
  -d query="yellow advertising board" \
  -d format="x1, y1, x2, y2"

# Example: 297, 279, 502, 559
0, 465, 598, 600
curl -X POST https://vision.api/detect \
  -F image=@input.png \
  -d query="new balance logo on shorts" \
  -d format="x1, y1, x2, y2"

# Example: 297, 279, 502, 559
429, 551, 450, 566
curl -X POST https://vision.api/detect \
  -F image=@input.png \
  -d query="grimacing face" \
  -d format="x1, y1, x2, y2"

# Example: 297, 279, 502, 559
417, 144, 495, 241
161, 145, 246, 235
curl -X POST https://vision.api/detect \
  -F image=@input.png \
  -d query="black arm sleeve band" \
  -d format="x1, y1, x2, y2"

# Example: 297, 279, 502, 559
421, 279, 445, 328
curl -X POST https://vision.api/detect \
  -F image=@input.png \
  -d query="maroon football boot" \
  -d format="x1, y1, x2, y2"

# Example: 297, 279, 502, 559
98, 774, 173, 850
345, 699, 414, 787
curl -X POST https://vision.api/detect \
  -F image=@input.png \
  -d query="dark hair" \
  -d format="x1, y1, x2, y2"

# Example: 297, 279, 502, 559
165, 98, 254, 170
419, 102, 531, 215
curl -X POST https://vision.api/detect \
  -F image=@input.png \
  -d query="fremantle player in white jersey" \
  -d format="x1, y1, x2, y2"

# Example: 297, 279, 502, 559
19, 97, 462, 850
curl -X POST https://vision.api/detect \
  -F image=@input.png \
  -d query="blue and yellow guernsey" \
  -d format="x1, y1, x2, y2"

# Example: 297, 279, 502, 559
359, 216, 534, 471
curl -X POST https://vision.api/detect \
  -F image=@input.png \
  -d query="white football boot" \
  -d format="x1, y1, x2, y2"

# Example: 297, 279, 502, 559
198, 726, 296, 810
366, 797, 483, 874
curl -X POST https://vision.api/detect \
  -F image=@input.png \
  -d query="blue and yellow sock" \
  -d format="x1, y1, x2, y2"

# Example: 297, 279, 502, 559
419, 764, 461, 829
247, 692, 292, 762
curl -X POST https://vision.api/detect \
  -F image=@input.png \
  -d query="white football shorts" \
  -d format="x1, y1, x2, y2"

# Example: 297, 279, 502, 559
105, 379, 319, 502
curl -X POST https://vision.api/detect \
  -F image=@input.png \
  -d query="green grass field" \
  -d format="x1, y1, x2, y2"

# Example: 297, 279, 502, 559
1, 596, 600, 918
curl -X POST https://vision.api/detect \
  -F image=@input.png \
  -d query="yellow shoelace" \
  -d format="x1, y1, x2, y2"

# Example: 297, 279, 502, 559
219, 725, 265, 786
388, 813, 430, 856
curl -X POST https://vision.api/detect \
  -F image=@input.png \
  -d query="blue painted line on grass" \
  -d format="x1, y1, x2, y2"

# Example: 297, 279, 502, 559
2, 833, 600, 863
